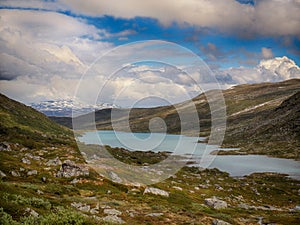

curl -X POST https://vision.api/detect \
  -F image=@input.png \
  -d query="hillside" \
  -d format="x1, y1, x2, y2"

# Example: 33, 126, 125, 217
56, 79, 300, 159
1, 93, 300, 225
0, 93, 75, 149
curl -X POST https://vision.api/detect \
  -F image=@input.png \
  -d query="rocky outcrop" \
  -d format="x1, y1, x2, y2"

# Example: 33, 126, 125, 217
56, 160, 89, 178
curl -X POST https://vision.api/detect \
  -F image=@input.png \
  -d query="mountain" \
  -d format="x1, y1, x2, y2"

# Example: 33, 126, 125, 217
62, 79, 300, 159
216, 56, 300, 84
30, 99, 118, 117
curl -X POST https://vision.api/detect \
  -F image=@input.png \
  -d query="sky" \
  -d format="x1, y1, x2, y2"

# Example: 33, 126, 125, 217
0, 0, 300, 107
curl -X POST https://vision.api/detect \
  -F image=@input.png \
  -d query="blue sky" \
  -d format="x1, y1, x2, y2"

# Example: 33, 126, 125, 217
0, 0, 299, 105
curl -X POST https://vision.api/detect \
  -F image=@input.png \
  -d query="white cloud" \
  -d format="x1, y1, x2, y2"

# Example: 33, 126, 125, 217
261, 47, 273, 59
58, 0, 300, 37
217, 56, 300, 84
0, 9, 114, 103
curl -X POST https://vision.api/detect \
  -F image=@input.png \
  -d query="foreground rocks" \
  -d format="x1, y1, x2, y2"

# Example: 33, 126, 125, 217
143, 187, 169, 197
205, 196, 228, 209
56, 160, 89, 178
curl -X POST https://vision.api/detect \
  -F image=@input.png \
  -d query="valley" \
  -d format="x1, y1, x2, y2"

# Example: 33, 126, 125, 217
1, 80, 300, 224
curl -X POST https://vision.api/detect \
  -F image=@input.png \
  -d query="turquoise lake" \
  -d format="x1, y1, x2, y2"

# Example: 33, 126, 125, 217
79, 130, 300, 180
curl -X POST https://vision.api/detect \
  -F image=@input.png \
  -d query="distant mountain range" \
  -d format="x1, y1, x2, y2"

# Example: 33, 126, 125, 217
30, 99, 119, 117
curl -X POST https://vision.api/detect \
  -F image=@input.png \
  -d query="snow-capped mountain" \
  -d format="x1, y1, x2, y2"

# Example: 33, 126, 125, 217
216, 56, 300, 84
30, 99, 119, 117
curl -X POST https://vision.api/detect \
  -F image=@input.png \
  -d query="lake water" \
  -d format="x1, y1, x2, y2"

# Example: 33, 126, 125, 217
79, 130, 300, 180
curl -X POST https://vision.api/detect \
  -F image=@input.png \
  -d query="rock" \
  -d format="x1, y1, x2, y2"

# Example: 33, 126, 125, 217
104, 208, 122, 216
0, 142, 12, 151
173, 186, 183, 191
41, 177, 47, 182
102, 215, 125, 224
25, 153, 42, 161
37, 190, 44, 195
24, 208, 39, 217
19, 167, 25, 172
90, 208, 99, 215
199, 184, 208, 189
27, 170, 38, 176
46, 157, 62, 166
212, 219, 232, 225
194, 187, 200, 190
71, 202, 90, 212
70, 178, 79, 184
147, 213, 164, 217
21, 158, 31, 165
238, 203, 250, 210
143, 187, 169, 197
0, 170, 6, 178
108, 171, 122, 183
11, 171, 20, 177
56, 160, 89, 178
293, 205, 300, 211
205, 196, 228, 209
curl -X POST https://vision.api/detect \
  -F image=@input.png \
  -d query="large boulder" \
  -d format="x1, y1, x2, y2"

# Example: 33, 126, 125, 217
143, 187, 169, 197
205, 196, 228, 209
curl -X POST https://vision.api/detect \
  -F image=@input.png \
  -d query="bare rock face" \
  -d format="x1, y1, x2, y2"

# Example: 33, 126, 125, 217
56, 160, 89, 178
205, 196, 228, 209
143, 187, 169, 197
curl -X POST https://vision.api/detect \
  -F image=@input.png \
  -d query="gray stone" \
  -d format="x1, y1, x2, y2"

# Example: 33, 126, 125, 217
70, 178, 79, 184
0, 142, 12, 151
238, 203, 250, 210
102, 215, 125, 224
21, 158, 31, 165
11, 171, 20, 177
104, 208, 122, 216
25, 208, 39, 217
147, 213, 164, 217
173, 186, 183, 191
108, 171, 122, 183
205, 196, 228, 209
212, 219, 232, 225
71, 202, 90, 212
27, 170, 38, 176
46, 157, 62, 166
0, 170, 6, 177
144, 187, 169, 197
37, 190, 44, 195
56, 160, 89, 178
